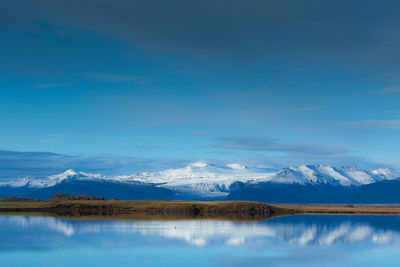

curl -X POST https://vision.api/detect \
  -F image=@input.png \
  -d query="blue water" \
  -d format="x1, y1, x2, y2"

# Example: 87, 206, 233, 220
1, 214, 400, 266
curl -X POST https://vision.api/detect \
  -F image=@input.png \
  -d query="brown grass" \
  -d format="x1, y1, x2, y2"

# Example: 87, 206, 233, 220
278, 204, 400, 214
2, 199, 399, 219
0, 199, 295, 220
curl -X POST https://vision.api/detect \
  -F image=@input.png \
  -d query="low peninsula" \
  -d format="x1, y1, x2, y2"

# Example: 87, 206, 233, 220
2, 194, 400, 219
0, 194, 294, 219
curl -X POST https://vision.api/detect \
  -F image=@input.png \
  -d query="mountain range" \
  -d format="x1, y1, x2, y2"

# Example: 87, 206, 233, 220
1, 162, 400, 202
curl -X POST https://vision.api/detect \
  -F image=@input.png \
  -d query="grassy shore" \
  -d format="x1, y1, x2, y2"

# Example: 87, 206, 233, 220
0, 198, 295, 220
2, 196, 400, 220
279, 204, 400, 215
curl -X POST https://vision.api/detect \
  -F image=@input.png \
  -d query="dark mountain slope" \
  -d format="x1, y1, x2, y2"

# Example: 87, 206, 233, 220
226, 182, 353, 203
351, 180, 400, 203
0, 180, 174, 200
227, 179, 400, 203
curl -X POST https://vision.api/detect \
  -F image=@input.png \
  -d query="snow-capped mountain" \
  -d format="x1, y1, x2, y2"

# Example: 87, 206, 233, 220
0, 169, 107, 188
268, 164, 399, 187
112, 162, 273, 197
0, 162, 399, 199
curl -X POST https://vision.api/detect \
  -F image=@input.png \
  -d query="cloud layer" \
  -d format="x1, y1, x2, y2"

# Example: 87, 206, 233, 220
4, 0, 400, 70
0, 150, 190, 180
214, 136, 387, 169
216, 136, 352, 156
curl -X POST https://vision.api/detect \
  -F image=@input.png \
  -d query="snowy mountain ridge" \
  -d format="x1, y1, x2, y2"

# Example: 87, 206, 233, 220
1, 162, 399, 198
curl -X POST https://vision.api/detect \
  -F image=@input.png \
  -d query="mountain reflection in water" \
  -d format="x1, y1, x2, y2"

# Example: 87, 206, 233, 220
1, 215, 400, 266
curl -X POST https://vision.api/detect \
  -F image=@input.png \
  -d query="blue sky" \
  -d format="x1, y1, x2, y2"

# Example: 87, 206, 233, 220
1, 0, 400, 177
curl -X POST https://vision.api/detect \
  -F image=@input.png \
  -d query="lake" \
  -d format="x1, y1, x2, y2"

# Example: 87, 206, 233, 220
1, 214, 400, 266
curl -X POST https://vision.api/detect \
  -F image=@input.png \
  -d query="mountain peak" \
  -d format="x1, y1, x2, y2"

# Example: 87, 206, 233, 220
62, 169, 78, 176
189, 162, 208, 168
372, 168, 400, 180
225, 163, 247, 170
309, 163, 326, 168
43, 169, 80, 186
46, 169, 79, 178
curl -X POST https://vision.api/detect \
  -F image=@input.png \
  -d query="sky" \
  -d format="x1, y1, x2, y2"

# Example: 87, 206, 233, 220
1, 0, 400, 178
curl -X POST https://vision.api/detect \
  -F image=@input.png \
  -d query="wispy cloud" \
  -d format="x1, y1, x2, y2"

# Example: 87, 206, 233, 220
340, 120, 400, 128
212, 137, 391, 169
215, 136, 352, 156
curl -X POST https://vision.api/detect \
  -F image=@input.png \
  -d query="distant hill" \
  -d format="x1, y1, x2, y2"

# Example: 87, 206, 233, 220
226, 180, 400, 203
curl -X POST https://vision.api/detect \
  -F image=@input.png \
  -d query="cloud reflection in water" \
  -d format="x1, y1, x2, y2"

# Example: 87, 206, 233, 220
0, 215, 397, 248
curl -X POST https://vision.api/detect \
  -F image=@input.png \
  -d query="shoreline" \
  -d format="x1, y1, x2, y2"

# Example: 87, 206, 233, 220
2, 196, 400, 219
0, 199, 296, 220
278, 204, 400, 215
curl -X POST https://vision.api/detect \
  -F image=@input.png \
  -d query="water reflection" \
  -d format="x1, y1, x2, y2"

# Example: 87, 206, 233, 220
1, 215, 399, 248
1, 215, 400, 266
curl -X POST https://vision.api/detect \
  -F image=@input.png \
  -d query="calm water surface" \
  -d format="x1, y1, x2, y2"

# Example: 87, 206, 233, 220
1, 214, 400, 266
